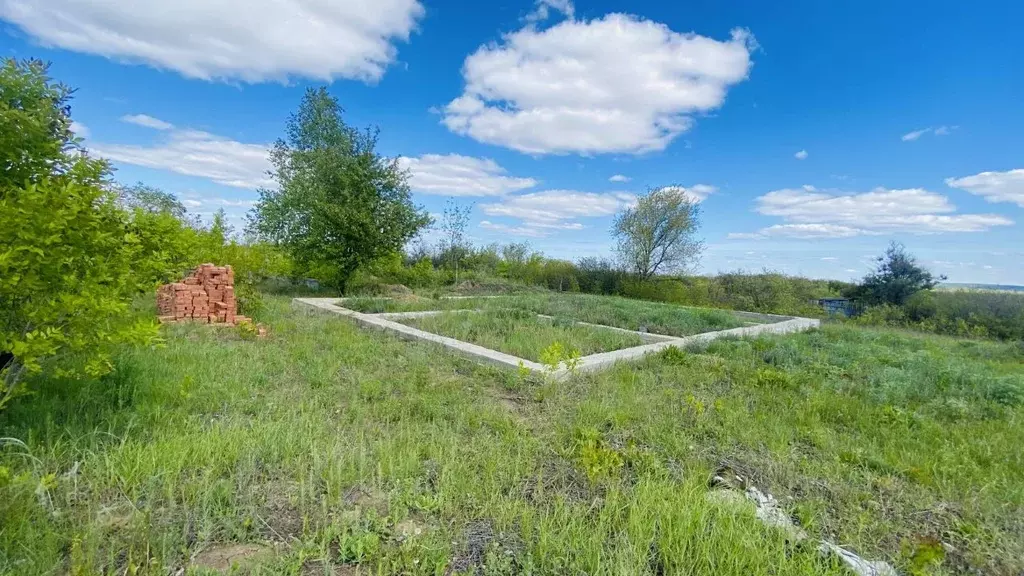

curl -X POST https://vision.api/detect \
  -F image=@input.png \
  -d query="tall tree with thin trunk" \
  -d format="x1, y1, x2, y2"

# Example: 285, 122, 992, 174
613, 186, 704, 280
249, 87, 430, 289
440, 199, 472, 283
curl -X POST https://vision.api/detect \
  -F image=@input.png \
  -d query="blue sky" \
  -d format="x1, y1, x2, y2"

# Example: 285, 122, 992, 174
3, 0, 1022, 283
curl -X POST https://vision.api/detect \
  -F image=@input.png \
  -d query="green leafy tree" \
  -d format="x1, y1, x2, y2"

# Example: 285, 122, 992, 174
852, 242, 945, 306
0, 58, 159, 410
249, 87, 430, 289
613, 186, 704, 280
125, 205, 205, 287
118, 181, 190, 221
0, 59, 80, 190
439, 199, 472, 283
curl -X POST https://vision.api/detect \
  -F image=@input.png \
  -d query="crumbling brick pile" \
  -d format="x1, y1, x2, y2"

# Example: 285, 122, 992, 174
157, 264, 250, 325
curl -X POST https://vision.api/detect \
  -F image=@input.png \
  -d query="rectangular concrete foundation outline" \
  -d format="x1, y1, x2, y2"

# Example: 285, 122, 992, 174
293, 297, 820, 380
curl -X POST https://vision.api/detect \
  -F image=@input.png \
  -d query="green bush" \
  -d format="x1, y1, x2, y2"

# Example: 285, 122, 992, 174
849, 290, 1024, 341
0, 59, 162, 410
0, 58, 300, 409
984, 377, 1023, 407
754, 367, 794, 390
1, 176, 160, 409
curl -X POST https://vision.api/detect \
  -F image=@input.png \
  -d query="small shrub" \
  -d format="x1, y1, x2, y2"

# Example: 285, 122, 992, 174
236, 319, 260, 341
659, 346, 690, 366
754, 367, 793, 389
344, 269, 386, 295
571, 427, 624, 481
760, 341, 802, 368
234, 282, 266, 319
539, 341, 582, 374
984, 377, 1023, 407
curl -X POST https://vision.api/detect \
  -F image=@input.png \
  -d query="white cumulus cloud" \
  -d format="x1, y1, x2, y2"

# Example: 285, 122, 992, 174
728, 224, 866, 240
609, 174, 631, 183
945, 168, 1024, 208
479, 220, 551, 238
181, 195, 256, 210
728, 185, 1013, 239
525, 0, 575, 22
90, 121, 273, 189
480, 190, 634, 225
397, 154, 536, 197
794, 149, 808, 160
0, 0, 424, 83
122, 114, 174, 130
70, 121, 89, 138
442, 14, 755, 154
657, 184, 716, 203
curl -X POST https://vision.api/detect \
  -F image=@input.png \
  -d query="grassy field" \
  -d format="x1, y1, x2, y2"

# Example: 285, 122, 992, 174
396, 309, 644, 362
1, 294, 1022, 575
345, 292, 746, 337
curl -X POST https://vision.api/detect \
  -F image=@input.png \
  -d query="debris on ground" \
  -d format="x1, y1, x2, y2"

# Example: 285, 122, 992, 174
708, 469, 898, 576
819, 540, 900, 576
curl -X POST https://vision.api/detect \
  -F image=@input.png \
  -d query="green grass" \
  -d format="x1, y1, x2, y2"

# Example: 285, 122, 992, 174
1, 294, 1022, 575
341, 295, 497, 313
345, 292, 746, 337
397, 309, 644, 362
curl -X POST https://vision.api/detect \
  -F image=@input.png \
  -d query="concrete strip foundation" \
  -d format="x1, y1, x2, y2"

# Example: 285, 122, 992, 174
548, 317, 820, 379
294, 298, 820, 380
294, 298, 545, 372
535, 314, 677, 344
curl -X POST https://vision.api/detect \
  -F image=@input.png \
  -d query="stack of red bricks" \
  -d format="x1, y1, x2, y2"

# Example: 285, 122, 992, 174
156, 264, 250, 325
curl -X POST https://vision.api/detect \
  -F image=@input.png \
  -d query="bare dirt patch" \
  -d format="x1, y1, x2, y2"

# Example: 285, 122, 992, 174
448, 520, 494, 574
257, 482, 305, 542
448, 520, 523, 575
343, 485, 389, 517
191, 543, 273, 572
394, 517, 429, 542
492, 392, 532, 424
520, 457, 593, 504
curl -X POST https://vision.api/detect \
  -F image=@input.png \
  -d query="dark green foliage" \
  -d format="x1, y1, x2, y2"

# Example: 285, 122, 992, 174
658, 346, 690, 366
350, 237, 1022, 341
909, 290, 1024, 340
850, 242, 945, 306
249, 87, 430, 289
575, 257, 626, 294
853, 289, 1024, 341
118, 181, 190, 221
0, 59, 78, 191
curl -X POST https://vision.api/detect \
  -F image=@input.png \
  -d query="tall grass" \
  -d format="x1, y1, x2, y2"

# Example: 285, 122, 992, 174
345, 292, 745, 337
1, 295, 1021, 574
398, 309, 644, 362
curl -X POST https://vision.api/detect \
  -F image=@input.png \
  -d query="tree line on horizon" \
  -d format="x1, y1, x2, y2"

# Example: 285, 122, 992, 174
2, 57, 1021, 411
